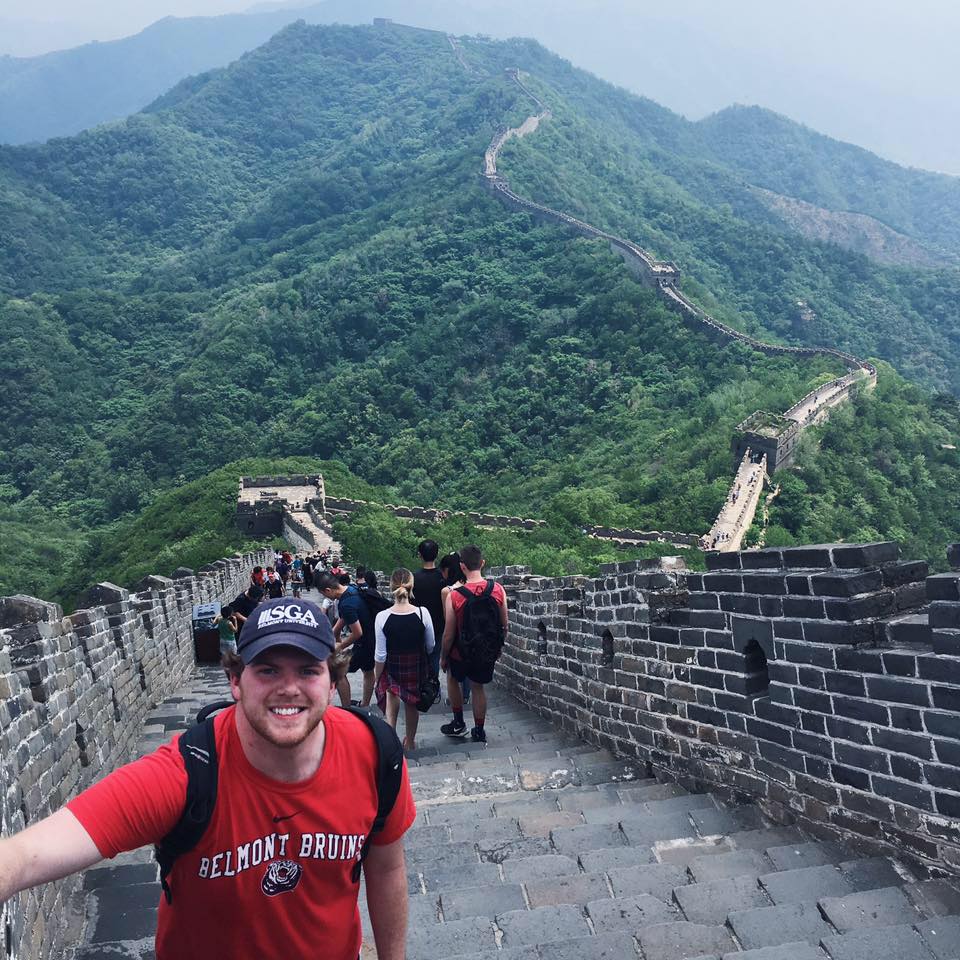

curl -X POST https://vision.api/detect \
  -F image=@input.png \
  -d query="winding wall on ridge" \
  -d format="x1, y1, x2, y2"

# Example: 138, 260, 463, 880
480, 63, 877, 549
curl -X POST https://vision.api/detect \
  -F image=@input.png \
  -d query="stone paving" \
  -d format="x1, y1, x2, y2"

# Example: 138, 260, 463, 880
70, 658, 960, 960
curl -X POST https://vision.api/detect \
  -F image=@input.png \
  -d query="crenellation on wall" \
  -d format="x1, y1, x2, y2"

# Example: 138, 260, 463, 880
494, 542, 960, 878
0, 545, 272, 960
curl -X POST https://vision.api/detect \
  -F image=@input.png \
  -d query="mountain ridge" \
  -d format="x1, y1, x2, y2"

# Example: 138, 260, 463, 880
0, 20, 958, 593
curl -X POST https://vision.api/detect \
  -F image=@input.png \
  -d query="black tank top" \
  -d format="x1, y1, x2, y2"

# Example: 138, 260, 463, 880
382, 609, 428, 655
413, 568, 445, 637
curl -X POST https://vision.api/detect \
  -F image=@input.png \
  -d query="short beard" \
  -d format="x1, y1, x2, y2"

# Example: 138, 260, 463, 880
241, 701, 326, 749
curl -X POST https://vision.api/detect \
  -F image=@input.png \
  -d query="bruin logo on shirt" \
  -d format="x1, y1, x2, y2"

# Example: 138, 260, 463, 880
257, 604, 320, 629
261, 860, 303, 897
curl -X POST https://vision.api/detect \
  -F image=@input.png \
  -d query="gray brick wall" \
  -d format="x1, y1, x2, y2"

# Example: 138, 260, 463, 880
493, 543, 960, 878
0, 546, 271, 960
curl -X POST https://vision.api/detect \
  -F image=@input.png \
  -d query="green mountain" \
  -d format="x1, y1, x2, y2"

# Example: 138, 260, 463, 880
696, 105, 960, 261
0, 10, 305, 145
1, 22, 958, 599
6, 0, 960, 181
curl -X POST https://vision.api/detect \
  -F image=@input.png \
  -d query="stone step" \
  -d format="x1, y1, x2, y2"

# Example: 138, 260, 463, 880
581, 793, 715, 823
687, 848, 771, 882
727, 945, 823, 960
886, 612, 933, 645
821, 923, 939, 960
405, 915, 497, 959
524, 872, 611, 908
672, 874, 771, 924
537, 932, 638, 959
915, 915, 960, 958
637, 920, 736, 960
496, 904, 591, 948
74, 944, 155, 959
907, 879, 960, 918
819, 885, 926, 932
585, 893, 678, 928
763, 840, 847, 871
727, 899, 832, 951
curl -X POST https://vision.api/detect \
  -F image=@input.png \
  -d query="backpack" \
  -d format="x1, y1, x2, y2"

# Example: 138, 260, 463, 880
455, 581, 505, 667
358, 588, 392, 618
154, 701, 404, 903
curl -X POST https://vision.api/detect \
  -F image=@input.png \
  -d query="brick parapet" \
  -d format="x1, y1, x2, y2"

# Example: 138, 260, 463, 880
492, 543, 960, 877
281, 512, 319, 552
0, 546, 271, 960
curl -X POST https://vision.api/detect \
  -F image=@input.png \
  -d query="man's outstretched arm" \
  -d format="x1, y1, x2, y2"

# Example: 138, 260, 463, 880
364, 837, 408, 960
0, 808, 102, 902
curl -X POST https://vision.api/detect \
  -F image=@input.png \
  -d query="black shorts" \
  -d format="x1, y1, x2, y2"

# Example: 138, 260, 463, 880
348, 641, 375, 674
448, 656, 495, 685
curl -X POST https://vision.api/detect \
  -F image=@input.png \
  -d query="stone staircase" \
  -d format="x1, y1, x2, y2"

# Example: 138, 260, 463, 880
70, 667, 960, 960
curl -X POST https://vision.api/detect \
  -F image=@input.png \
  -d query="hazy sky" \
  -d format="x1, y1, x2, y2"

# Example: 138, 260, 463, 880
3, 0, 958, 174
8, 0, 959, 54
4, 0, 253, 31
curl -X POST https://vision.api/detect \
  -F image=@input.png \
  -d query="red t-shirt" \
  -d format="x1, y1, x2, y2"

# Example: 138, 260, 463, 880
448, 579, 507, 661
68, 706, 416, 960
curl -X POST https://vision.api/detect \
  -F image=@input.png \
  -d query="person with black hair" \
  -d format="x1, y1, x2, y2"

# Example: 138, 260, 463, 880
213, 605, 238, 655
265, 566, 285, 599
439, 552, 470, 705
230, 584, 265, 627
440, 545, 508, 743
415, 541, 445, 682
317, 572, 376, 707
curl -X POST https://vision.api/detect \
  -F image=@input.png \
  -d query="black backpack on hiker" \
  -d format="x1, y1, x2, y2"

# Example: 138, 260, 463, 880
455, 581, 505, 667
154, 701, 404, 903
358, 588, 392, 618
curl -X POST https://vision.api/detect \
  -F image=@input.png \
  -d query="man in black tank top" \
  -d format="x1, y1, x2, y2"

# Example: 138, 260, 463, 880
414, 540, 445, 677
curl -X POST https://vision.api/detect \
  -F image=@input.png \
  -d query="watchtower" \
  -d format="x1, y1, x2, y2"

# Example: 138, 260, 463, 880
732, 410, 801, 473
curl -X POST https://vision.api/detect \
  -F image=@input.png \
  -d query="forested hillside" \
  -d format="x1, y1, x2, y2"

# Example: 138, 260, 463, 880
696, 105, 960, 259
0, 10, 302, 146
1, 22, 958, 600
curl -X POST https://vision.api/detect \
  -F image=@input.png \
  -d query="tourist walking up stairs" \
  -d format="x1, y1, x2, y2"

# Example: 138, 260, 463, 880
440, 545, 509, 744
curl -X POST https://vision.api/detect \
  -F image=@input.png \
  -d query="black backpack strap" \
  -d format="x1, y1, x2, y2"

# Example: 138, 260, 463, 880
341, 706, 404, 883
481, 580, 495, 599
455, 585, 473, 601
197, 699, 235, 723
154, 702, 232, 903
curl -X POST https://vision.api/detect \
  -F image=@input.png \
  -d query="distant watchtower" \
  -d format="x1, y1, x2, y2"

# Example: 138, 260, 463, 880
373, 17, 394, 27
732, 411, 801, 473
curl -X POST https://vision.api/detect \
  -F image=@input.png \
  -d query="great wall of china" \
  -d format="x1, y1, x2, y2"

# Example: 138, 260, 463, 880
480, 62, 877, 551
6, 512, 960, 958
237, 43, 879, 555
2, 23, 957, 960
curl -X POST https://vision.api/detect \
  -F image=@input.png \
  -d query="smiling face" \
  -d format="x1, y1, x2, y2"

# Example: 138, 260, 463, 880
230, 647, 332, 751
